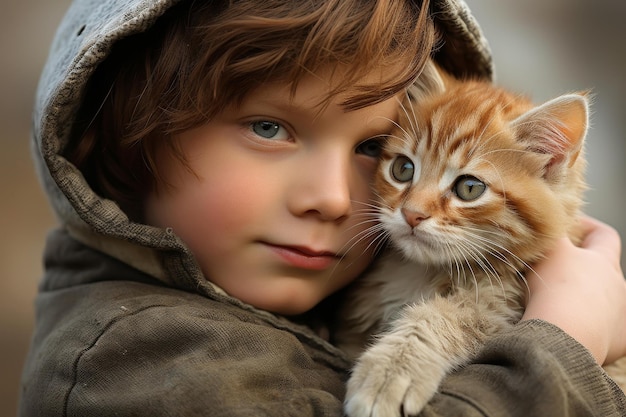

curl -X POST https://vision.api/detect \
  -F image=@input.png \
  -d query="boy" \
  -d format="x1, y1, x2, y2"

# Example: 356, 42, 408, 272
20, 0, 626, 415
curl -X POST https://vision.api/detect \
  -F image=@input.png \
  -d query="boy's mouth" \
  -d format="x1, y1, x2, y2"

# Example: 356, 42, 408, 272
263, 243, 340, 271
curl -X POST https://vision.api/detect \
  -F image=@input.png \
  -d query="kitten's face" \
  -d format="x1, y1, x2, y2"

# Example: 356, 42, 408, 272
375, 80, 587, 271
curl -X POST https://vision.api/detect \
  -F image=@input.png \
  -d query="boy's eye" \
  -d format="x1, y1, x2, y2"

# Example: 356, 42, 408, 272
356, 137, 385, 158
250, 121, 288, 140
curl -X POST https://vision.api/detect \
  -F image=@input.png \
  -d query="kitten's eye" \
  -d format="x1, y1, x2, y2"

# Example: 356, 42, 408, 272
250, 121, 288, 140
356, 138, 385, 158
391, 155, 414, 183
453, 176, 486, 201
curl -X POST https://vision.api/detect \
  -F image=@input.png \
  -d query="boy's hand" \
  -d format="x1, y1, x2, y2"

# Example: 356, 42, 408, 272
522, 216, 626, 365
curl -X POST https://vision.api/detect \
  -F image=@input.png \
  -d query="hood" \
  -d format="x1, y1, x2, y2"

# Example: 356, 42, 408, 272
32, 0, 493, 293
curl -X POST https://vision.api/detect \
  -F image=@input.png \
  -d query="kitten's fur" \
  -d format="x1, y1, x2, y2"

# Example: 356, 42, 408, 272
335, 60, 626, 417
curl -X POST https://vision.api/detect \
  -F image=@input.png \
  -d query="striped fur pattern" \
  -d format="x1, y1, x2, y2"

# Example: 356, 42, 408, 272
336, 61, 614, 417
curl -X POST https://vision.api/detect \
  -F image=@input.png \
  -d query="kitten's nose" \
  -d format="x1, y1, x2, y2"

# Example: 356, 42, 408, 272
402, 208, 430, 228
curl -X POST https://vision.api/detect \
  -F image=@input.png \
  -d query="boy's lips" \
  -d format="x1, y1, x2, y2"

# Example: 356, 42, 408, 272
264, 243, 341, 271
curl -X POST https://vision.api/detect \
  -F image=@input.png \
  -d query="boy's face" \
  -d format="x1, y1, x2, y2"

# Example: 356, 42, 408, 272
145, 69, 400, 314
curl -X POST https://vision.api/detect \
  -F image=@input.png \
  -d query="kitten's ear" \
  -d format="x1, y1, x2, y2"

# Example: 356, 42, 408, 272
511, 92, 590, 179
409, 59, 446, 101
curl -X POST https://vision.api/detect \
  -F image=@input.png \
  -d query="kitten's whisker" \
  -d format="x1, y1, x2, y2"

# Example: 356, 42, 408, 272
398, 92, 420, 141
459, 227, 538, 297
338, 224, 387, 260
442, 241, 457, 281
332, 228, 389, 276
343, 219, 380, 236
353, 196, 387, 207
444, 239, 473, 289
351, 200, 385, 211
444, 229, 509, 299
343, 223, 385, 246
449, 243, 468, 288
461, 228, 520, 269
479, 148, 540, 158
455, 239, 504, 300
455, 244, 479, 297
384, 131, 415, 150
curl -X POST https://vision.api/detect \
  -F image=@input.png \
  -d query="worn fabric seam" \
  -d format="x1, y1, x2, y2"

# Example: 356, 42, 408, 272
62, 304, 170, 416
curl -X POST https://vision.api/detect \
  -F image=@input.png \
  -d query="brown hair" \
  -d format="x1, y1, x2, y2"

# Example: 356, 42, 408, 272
67, 0, 436, 221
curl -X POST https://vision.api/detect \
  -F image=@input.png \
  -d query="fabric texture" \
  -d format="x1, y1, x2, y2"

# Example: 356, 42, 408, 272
20, 0, 626, 415
21, 229, 626, 416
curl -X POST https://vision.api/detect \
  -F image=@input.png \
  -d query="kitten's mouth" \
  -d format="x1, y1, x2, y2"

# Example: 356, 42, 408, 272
396, 229, 435, 245
400, 230, 448, 258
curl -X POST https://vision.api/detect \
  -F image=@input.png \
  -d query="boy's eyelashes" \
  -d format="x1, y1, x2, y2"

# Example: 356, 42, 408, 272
355, 136, 388, 158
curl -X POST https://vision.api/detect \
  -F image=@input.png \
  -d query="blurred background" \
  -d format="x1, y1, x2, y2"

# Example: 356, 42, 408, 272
1, 0, 624, 415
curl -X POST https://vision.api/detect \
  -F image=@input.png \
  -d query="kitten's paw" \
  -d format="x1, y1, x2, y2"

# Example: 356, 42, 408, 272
344, 338, 444, 417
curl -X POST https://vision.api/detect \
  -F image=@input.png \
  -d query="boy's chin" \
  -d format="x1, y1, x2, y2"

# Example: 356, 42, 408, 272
238, 282, 326, 316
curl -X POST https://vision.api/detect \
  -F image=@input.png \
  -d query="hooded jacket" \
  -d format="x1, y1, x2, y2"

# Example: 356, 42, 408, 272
20, 0, 626, 416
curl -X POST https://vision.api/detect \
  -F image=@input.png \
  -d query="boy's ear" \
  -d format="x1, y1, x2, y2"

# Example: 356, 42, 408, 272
510, 92, 590, 179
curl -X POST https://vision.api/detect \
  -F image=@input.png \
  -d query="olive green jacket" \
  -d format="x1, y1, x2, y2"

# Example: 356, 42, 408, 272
20, 0, 626, 415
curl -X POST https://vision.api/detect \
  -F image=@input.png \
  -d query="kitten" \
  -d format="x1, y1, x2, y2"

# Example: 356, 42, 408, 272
335, 60, 626, 417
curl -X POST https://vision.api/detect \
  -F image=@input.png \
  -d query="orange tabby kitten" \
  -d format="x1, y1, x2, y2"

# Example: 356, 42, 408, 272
335, 60, 626, 417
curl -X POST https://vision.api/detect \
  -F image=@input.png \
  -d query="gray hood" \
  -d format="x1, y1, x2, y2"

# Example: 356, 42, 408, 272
32, 0, 493, 293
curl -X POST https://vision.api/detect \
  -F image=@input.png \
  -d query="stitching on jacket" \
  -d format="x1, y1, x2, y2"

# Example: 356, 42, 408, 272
438, 389, 489, 417
62, 303, 169, 417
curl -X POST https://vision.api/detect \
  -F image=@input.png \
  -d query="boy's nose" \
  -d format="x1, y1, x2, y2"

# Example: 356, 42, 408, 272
288, 153, 352, 221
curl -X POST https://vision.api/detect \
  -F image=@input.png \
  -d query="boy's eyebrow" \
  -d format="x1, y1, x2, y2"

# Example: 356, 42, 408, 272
238, 98, 318, 121
249, 96, 400, 135
255, 99, 316, 115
